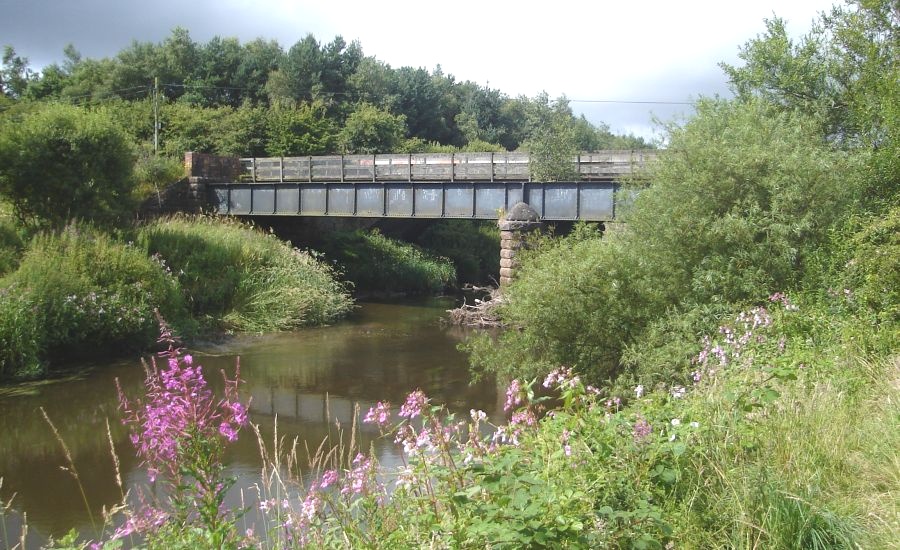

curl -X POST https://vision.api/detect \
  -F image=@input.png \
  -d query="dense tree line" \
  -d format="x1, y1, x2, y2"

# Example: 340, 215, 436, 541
0, 29, 652, 159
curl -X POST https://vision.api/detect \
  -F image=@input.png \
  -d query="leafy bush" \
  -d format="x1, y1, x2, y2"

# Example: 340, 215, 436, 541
318, 229, 456, 294
137, 216, 352, 332
473, 99, 863, 384
339, 102, 407, 154
132, 154, 185, 202
0, 104, 136, 227
840, 206, 900, 323
0, 225, 186, 379
416, 220, 499, 284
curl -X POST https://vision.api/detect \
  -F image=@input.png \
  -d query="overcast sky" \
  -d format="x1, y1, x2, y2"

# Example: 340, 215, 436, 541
2, 0, 839, 140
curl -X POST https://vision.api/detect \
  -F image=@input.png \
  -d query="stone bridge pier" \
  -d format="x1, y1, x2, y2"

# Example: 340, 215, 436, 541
498, 202, 542, 287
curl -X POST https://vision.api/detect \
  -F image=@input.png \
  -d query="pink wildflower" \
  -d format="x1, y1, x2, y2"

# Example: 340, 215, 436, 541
504, 379, 524, 411
633, 416, 652, 442
319, 469, 338, 490
363, 401, 392, 428
543, 366, 580, 390
399, 390, 428, 419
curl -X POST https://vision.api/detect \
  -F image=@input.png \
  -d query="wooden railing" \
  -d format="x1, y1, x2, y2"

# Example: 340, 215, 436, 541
238, 150, 656, 183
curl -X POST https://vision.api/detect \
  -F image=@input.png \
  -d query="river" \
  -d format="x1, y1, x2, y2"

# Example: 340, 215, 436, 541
0, 298, 501, 548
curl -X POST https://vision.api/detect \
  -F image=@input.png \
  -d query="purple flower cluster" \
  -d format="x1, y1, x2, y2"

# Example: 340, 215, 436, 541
399, 390, 428, 419
504, 379, 524, 412
117, 331, 248, 483
693, 301, 785, 383
363, 401, 392, 428
341, 453, 375, 496
543, 367, 580, 390
633, 416, 652, 443
111, 505, 168, 541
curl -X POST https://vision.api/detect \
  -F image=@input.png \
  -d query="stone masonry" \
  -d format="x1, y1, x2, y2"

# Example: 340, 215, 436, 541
497, 202, 542, 287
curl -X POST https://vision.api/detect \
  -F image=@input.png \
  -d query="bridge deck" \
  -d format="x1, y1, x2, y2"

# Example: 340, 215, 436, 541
206, 150, 655, 221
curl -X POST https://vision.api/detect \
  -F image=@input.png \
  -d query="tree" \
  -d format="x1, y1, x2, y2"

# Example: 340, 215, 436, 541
0, 46, 35, 99
0, 104, 135, 226
339, 103, 406, 154
722, 0, 898, 207
521, 94, 579, 181
265, 101, 337, 156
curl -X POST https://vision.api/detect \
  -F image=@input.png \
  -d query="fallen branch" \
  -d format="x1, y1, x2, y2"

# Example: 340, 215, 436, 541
446, 288, 505, 328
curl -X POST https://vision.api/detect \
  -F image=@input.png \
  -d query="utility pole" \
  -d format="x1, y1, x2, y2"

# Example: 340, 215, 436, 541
153, 77, 159, 155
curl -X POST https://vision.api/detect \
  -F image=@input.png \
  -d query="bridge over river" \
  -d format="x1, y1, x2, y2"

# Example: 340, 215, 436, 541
202, 150, 656, 222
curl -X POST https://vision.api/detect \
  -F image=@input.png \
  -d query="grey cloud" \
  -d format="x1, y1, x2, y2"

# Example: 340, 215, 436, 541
0, 0, 320, 67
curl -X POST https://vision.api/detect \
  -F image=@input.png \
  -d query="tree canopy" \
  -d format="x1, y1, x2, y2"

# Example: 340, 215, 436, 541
1, 28, 654, 160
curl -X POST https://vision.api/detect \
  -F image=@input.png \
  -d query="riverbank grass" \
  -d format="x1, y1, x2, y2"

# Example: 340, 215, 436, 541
137, 215, 353, 332
0, 225, 186, 379
318, 229, 456, 294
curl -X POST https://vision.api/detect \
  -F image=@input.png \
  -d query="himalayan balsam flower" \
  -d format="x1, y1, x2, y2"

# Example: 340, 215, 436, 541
543, 367, 580, 390
399, 390, 428, 419
635, 385, 645, 398
341, 453, 375, 496
562, 429, 573, 456
363, 401, 392, 428
504, 379, 524, 411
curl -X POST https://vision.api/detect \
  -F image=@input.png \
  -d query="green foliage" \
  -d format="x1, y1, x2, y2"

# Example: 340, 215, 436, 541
0, 104, 136, 227
338, 102, 407, 154
4, 31, 648, 165
264, 102, 338, 156
0, 213, 24, 276
0, 225, 187, 379
0, 46, 36, 99
137, 216, 352, 332
630, 99, 858, 305
474, 99, 862, 384
722, 0, 899, 209
318, 229, 455, 294
416, 220, 500, 284
133, 154, 185, 202
521, 94, 579, 182
837, 206, 900, 323
159, 103, 232, 157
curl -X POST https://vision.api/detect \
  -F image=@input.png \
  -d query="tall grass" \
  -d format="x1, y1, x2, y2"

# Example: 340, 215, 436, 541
0, 225, 186, 379
137, 215, 353, 332
416, 220, 499, 285
318, 229, 456, 294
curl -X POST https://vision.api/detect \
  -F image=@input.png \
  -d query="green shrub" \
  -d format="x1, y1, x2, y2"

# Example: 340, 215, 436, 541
841, 206, 900, 323
318, 229, 456, 294
133, 154, 186, 202
473, 99, 863, 385
137, 216, 352, 331
0, 104, 136, 227
0, 225, 186, 379
416, 220, 499, 284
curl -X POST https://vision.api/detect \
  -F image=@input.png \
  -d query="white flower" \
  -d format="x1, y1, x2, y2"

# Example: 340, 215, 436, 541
690, 421, 700, 429
635, 385, 645, 398
670, 418, 681, 426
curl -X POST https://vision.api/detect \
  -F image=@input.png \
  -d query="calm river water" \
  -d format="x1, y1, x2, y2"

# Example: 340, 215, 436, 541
0, 299, 502, 548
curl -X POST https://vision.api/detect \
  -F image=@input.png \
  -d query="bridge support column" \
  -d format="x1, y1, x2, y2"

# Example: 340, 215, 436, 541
498, 202, 542, 287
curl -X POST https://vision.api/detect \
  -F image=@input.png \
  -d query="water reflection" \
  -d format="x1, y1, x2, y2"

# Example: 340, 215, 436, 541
0, 298, 500, 547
